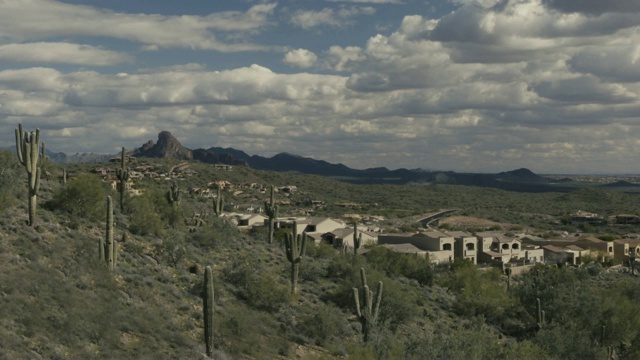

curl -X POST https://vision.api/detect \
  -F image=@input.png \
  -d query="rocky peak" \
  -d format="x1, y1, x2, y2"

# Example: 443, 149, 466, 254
133, 131, 193, 159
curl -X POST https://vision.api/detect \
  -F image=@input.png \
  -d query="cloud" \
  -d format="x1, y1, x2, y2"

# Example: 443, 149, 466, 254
568, 43, 640, 82
327, 0, 402, 3
0, 42, 133, 66
0, 0, 277, 51
2, 0, 640, 174
283, 49, 318, 68
541, 0, 640, 15
531, 76, 636, 104
290, 6, 375, 29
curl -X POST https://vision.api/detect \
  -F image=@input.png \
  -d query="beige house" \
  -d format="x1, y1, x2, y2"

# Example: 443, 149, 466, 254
380, 243, 428, 257
613, 240, 630, 260
322, 228, 377, 249
297, 217, 346, 234
521, 245, 545, 263
237, 214, 268, 228
378, 231, 454, 265
446, 231, 478, 264
474, 232, 525, 264
575, 237, 614, 258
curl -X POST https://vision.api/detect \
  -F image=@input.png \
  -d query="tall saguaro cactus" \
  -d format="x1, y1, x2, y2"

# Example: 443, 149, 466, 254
213, 186, 223, 217
115, 147, 130, 212
353, 267, 383, 342
203, 266, 215, 357
284, 223, 306, 294
353, 221, 362, 256
15, 123, 41, 226
104, 196, 116, 270
536, 297, 544, 329
264, 185, 278, 244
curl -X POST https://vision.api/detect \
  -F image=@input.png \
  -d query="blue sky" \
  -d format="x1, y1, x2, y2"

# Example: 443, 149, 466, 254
1, 0, 640, 174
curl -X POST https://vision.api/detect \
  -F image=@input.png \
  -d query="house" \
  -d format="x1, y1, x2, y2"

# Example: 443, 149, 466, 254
613, 214, 640, 225
613, 240, 630, 260
323, 228, 377, 249
569, 210, 606, 225
542, 245, 570, 264
520, 245, 544, 264
297, 217, 346, 235
237, 214, 268, 228
475, 232, 523, 264
575, 237, 614, 258
446, 231, 478, 264
379, 243, 428, 257
378, 231, 454, 264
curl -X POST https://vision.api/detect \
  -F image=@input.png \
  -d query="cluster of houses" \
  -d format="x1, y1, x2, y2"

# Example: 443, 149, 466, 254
86, 159, 640, 270
221, 213, 639, 269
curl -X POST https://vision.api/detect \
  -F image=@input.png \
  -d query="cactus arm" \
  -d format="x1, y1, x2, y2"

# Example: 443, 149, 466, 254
353, 288, 362, 317
372, 281, 383, 322
15, 125, 24, 164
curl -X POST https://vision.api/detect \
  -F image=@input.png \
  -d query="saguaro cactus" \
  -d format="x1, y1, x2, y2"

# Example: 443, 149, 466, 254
536, 297, 544, 329
40, 141, 48, 179
353, 267, 383, 342
104, 196, 116, 270
61, 168, 67, 185
15, 123, 41, 226
115, 147, 130, 212
203, 266, 215, 357
213, 186, 223, 217
353, 221, 362, 256
166, 181, 181, 206
284, 223, 306, 294
264, 185, 278, 244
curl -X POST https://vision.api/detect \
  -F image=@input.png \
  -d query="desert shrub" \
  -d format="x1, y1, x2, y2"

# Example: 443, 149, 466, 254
0, 150, 21, 213
365, 246, 434, 286
439, 261, 520, 326
223, 254, 289, 311
296, 303, 351, 346
326, 256, 352, 279
128, 193, 165, 236
46, 173, 107, 221
189, 218, 240, 249
305, 242, 337, 259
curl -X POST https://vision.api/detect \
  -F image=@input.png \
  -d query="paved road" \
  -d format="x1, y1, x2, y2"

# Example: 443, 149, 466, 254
417, 209, 459, 229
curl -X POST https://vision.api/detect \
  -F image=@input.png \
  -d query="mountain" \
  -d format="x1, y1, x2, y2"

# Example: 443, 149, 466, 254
132, 131, 193, 159
35, 130, 565, 191
127, 131, 560, 190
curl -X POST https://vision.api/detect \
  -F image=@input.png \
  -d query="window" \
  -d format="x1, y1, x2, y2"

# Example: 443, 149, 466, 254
466, 243, 475, 251
443, 243, 452, 251
502, 244, 510, 250
512, 243, 519, 250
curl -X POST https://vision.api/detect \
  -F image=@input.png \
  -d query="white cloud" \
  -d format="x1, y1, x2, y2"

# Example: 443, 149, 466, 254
327, 0, 402, 3
327, 45, 366, 71
3, 0, 640, 174
283, 49, 318, 68
0, 42, 133, 66
0, 0, 277, 52
290, 6, 375, 29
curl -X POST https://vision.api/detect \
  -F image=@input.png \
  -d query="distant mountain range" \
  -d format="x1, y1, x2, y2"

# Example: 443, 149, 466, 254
124, 131, 561, 191
17, 130, 626, 192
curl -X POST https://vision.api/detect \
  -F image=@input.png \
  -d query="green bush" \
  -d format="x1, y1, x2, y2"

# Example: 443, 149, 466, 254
297, 304, 351, 346
365, 246, 434, 286
46, 173, 107, 221
128, 193, 165, 236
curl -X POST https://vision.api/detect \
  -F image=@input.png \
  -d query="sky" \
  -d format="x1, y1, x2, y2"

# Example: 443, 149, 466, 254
1, 0, 640, 174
